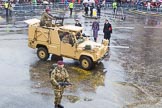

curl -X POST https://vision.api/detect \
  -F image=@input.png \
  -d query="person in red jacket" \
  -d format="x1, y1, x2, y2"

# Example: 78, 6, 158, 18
103, 19, 112, 45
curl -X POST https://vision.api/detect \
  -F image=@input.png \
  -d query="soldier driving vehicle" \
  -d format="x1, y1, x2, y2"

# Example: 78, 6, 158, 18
62, 32, 70, 43
25, 18, 109, 70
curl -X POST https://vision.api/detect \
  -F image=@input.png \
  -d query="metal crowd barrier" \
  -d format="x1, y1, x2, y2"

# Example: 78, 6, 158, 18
135, 5, 162, 13
103, 2, 162, 14
12, 3, 83, 13
1, 2, 162, 16
119, 3, 162, 13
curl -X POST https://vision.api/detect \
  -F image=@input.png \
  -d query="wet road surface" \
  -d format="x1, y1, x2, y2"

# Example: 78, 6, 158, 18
0, 10, 162, 108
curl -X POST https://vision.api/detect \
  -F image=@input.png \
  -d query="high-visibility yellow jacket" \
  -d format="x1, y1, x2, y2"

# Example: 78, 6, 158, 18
112, 2, 117, 9
69, 2, 74, 9
4, 2, 9, 8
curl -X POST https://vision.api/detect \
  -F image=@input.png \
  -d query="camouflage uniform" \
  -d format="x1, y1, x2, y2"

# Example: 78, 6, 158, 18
62, 36, 70, 43
51, 66, 70, 106
40, 12, 53, 27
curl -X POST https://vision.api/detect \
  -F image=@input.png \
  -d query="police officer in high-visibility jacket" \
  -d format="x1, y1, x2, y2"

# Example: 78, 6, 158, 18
69, 1, 74, 16
112, 1, 117, 16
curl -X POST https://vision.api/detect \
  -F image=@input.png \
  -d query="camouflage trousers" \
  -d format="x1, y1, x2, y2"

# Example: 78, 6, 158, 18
40, 20, 52, 27
54, 87, 64, 105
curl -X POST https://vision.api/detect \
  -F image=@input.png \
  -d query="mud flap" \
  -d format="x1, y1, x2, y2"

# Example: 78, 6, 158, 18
97, 51, 109, 63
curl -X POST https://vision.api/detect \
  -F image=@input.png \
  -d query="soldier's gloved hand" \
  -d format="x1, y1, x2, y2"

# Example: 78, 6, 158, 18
66, 82, 72, 88
66, 84, 73, 91
59, 85, 61, 89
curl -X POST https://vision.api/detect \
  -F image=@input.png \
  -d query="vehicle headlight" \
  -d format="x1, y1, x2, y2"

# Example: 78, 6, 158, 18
96, 52, 100, 58
84, 45, 92, 50
93, 47, 99, 52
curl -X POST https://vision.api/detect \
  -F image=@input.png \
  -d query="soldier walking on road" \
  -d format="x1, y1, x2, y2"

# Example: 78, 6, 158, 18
92, 18, 99, 42
51, 61, 70, 108
103, 19, 112, 45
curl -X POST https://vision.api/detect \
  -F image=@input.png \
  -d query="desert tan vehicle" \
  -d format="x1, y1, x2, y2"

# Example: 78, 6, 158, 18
25, 18, 109, 70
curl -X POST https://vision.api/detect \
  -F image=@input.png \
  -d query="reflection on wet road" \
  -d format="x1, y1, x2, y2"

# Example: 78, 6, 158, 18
0, 10, 162, 108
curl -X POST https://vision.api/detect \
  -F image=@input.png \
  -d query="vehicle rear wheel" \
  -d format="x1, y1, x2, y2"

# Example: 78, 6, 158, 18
80, 56, 93, 70
37, 47, 49, 61
51, 54, 63, 62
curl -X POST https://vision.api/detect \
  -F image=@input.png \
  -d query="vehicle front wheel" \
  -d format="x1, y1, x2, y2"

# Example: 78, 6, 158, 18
80, 56, 94, 70
37, 47, 49, 61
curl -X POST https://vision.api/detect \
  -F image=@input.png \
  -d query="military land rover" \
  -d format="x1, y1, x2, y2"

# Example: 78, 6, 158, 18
25, 18, 109, 70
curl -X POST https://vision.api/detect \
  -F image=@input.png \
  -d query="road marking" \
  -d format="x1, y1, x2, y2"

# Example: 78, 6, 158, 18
109, 46, 129, 49
114, 27, 135, 29
0, 25, 13, 28
129, 10, 162, 17
144, 26, 162, 29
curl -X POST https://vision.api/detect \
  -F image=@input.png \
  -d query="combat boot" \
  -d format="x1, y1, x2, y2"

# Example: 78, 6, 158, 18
58, 104, 64, 108
55, 105, 59, 108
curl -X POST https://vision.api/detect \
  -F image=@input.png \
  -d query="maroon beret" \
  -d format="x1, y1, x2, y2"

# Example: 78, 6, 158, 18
57, 61, 64, 65
45, 8, 50, 12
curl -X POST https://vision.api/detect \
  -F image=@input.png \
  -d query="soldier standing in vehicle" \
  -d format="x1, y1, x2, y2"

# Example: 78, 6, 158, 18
40, 8, 53, 27
75, 19, 82, 34
75, 19, 82, 27
51, 61, 70, 108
